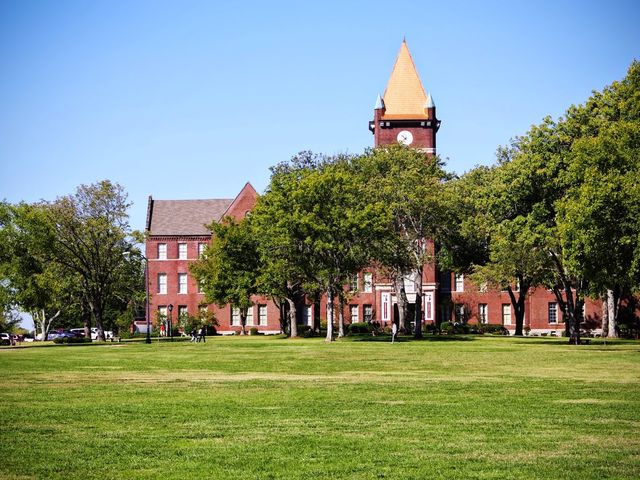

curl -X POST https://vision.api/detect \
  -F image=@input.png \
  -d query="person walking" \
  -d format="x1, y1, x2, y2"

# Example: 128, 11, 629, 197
391, 322, 398, 344
198, 326, 206, 343
190, 328, 197, 342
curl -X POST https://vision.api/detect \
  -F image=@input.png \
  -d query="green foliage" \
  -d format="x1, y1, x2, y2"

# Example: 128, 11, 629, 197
347, 322, 373, 334
52, 337, 93, 344
191, 217, 259, 311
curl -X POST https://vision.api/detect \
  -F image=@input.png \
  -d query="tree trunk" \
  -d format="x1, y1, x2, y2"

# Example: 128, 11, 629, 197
413, 268, 423, 339
287, 297, 298, 338
507, 279, 528, 336
607, 288, 619, 338
338, 297, 345, 338
94, 305, 106, 341
313, 297, 321, 334
394, 273, 409, 333
273, 297, 287, 334
601, 294, 609, 337
240, 308, 247, 335
34, 309, 60, 341
325, 287, 334, 342
82, 301, 91, 339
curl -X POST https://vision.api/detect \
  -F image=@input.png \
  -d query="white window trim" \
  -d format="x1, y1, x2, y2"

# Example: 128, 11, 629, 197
363, 273, 373, 293
158, 273, 167, 295
502, 304, 512, 325
178, 273, 188, 294
258, 305, 268, 326
178, 243, 188, 260
548, 302, 558, 324
454, 273, 464, 292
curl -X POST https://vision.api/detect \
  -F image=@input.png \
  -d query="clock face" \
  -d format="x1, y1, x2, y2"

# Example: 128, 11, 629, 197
397, 130, 413, 145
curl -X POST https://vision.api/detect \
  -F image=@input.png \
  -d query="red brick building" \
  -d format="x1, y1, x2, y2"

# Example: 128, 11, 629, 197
144, 41, 603, 336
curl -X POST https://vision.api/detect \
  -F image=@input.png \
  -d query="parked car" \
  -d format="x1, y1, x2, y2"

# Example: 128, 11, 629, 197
90, 328, 114, 340
48, 330, 79, 340
0, 333, 11, 346
70, 328, 88, 338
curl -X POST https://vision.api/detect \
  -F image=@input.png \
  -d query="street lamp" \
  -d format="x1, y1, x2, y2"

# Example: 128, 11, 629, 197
168, 303, 174, 342
143, 254, 151, 344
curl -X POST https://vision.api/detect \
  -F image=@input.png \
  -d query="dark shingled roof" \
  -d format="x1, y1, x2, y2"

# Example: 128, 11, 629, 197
148, 199, 234, 235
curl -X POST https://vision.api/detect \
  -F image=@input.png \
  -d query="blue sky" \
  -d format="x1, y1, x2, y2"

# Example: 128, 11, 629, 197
1, 0, 639, 234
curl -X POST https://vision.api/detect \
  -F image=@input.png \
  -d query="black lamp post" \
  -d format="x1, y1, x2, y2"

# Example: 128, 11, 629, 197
168, 303, 174, 342
143, 254, 151, 344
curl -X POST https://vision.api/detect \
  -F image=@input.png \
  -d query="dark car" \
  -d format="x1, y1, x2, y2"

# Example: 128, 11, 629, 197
49, 330, 79, 340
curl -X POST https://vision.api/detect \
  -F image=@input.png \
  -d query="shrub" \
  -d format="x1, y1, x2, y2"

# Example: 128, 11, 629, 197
480, 324, 509, 335
348, 322, 373, 334
205, 325, 217, 336
299, 325, 313, 337
249, 327, 259, 336
440, 321, 454, 334
424, 323, 438, 335
53, 337, 92, 344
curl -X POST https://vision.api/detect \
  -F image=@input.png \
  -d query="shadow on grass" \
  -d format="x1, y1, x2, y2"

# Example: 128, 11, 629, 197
343, 334, 477, 343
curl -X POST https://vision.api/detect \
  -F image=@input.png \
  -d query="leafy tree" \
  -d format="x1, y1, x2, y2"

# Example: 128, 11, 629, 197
254, 152, 388, 341
476, 61, 640, 343
251, 152, 323, 338
191, 217, 260, 335
45, 180, 140, 341
451, 163, 550, 336
359, 145, 452, 338
0, 202, 73, 339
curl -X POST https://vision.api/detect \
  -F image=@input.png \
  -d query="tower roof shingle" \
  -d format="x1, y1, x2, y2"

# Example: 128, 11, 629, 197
382, 41, 429, 120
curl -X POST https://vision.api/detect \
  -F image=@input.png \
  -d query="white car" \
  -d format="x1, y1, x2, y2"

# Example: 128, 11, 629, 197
90, 328, 114, 340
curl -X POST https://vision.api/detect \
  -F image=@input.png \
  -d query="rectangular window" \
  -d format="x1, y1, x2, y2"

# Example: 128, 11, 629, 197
548, 302, 558, 324
158, 273, 167, 294
303, 305, 312, 326
258, 305, 268, 326
363, 304, 373, 323
198, 243, 206, 257
350, 305, 359, 323
363, 273, 373, 293
178, 273, 187, 294
455, 304, 465, 322
454, 273, 464, 292
246, 306, 254, 326
178, 243, 187, 260
198, 279, 204, 294
158, 243, 167, 260
231, 307, 240, 326
502, 304, 512, 325
478, 304, 488, 324
178, 305, 188, 319
158, 306, 167, 320
349, 275, 358, 291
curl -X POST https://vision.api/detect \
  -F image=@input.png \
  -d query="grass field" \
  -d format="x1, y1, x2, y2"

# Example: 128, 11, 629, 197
1, 335, 639, 479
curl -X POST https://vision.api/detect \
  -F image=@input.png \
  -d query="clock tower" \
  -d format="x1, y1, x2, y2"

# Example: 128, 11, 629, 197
369, 40, 440, 153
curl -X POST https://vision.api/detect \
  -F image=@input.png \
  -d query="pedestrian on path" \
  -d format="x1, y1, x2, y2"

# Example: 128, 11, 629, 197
391, 323, 397, 343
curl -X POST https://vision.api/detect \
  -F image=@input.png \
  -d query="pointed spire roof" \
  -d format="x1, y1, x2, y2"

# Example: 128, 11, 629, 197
426, 92, 435, 108
382, 40, 428, 119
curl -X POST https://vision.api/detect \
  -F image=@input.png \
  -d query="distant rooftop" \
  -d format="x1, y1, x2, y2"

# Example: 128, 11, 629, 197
147, 198, 233, 236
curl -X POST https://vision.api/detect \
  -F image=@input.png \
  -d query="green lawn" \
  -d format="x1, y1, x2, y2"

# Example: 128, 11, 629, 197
1, 335, 639, 479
